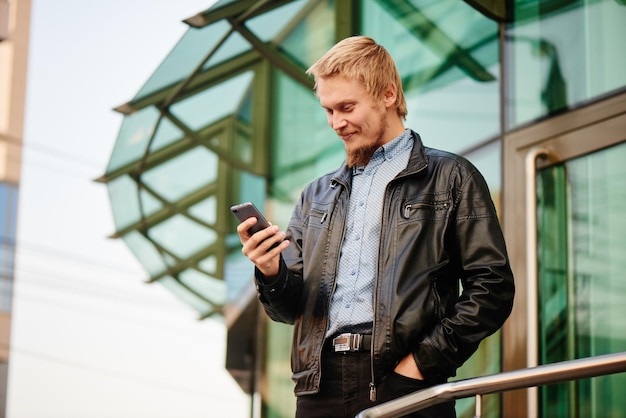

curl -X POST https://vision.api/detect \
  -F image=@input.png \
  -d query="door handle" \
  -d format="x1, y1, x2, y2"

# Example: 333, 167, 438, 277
524, 147, 556, 417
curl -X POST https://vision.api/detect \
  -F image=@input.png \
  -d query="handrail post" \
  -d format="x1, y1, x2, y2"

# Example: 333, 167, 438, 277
474, 394, 482, 418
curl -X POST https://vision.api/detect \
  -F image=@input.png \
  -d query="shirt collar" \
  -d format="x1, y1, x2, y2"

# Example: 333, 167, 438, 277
353, 129, 413, 174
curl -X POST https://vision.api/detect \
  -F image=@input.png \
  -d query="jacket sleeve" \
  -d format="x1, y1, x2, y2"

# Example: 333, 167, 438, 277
414, 163, 515, 383
254, 197, 306, 325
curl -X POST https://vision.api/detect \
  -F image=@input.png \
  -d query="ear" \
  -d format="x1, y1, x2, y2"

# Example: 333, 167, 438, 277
383, 83, 397, 108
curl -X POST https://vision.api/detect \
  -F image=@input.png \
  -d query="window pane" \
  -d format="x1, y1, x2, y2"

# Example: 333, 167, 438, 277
170, 71, 255, 131
272, 72, 343, 202
148, 214, 217, 260
179, 268, 226, 306
362, 0, 500, 154
246, 0, 309, 42
505, 0, 626, 129
141, 147, 218, 203
122, 231, 167, 277
134, 20, 233, 101
107, 175, 164, 230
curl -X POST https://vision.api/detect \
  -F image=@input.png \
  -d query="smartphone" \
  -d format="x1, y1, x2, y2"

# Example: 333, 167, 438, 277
230, 202, 273, 236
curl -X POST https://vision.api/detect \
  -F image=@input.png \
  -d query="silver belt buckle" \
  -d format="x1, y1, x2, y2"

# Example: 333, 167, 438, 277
332, 333, 362, 352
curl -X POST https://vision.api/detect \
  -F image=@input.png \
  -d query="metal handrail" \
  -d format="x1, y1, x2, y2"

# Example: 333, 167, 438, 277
355, 351, 626, 418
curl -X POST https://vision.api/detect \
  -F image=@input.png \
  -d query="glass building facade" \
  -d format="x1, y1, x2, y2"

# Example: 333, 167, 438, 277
101, 1, 626, 416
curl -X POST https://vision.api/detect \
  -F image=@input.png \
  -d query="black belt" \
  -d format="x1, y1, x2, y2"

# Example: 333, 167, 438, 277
326, 333, 372, 352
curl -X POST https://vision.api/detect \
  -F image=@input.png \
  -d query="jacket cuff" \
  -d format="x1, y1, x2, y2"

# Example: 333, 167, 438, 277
254, 260, 288, 295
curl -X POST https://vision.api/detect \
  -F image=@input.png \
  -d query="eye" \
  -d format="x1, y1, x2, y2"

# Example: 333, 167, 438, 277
325, 108, 333, 116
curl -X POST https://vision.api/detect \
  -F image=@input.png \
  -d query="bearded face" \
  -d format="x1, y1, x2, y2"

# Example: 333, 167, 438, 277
316, 75, 397, 168
342, 110, 388, 167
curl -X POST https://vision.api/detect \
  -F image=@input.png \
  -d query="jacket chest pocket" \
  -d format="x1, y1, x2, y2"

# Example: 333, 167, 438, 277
303, 202, 332, 230
398, 193, 452, 224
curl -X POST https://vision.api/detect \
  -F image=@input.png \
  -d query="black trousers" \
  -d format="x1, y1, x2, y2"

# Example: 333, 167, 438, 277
296, 350, 456, 418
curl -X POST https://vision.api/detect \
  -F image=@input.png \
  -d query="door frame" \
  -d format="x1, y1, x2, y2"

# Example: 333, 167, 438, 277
501, 90, 626, 417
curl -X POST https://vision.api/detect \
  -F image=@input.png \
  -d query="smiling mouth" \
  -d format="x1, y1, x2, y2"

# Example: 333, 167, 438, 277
338, 131, 356, 141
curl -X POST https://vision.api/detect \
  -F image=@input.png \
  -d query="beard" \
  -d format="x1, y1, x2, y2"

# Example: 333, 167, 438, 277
346, 142, 382, 167
345, 111, 388, 168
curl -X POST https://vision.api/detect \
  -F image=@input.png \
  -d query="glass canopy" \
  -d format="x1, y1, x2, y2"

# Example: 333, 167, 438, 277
98, 0, 319, 319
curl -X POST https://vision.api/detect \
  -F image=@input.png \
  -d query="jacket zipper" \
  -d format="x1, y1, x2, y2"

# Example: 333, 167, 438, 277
318, 177, 349, 391
403, 201, 447, 218
368, 164, 430, 402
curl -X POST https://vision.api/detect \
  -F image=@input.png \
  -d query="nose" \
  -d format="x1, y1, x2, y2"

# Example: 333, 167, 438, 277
331, 113, 347, 130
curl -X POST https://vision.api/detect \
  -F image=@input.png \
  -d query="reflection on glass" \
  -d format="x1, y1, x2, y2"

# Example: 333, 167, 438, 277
505, 0, 626, 129
362, 0, 500, 154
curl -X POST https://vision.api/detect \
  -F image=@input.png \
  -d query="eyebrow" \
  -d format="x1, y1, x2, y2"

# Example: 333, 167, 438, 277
322, 100, 356, 110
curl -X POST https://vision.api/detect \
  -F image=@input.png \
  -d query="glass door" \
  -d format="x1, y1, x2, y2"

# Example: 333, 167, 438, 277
501, 91, 626, 417
536, 142, 626, 417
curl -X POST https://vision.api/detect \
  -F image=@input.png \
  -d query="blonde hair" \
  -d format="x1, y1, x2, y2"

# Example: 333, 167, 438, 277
306, 36, 407, 120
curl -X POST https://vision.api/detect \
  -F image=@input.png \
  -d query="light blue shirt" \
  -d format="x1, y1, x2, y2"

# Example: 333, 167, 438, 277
326, 129, 413, 337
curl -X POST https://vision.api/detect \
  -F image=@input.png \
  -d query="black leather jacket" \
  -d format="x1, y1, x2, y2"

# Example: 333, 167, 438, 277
255, 131, 514, 396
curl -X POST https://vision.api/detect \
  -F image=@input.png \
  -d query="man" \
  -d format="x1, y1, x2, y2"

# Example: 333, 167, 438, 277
236, 36, 515, 418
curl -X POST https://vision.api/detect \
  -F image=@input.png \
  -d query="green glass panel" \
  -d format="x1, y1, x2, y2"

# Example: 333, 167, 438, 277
246, 0, 308, 42
106, 106, 157, 174
201, 30, 251, 71
272, 71, 343, 202
133, 20, 232, 101
169, 71, 254, 131
265, 321, 297, 418
107, 175, 163, 230
224, 250, 254, 301
212, 0, 240, 8
141, 147, 218, 203
454, 332, 502, 418
139, 188, 163, 217
505, 0, 626, 129
158, 275, 214, 314
362, 0, 500, 154
122, 230, 167, 277
198, 255, 217, 275
465, 140, 502, 211
178, 268, 226, 305
148, 214, 217, 260
233, 96, 254, 165
149, 115, 185, 151
235, 171, 265, 210
278, 0, 335, 69
537, 141, 626, 417
188, 195, 217, 225
106, 108, 184, 175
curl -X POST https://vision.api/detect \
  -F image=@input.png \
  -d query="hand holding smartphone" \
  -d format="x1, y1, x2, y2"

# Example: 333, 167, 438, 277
230, 202, 273, 236
231, 202, 284, 251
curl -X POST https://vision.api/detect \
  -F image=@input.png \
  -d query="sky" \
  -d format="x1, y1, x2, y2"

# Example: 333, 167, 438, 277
7, 1, 250, 417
